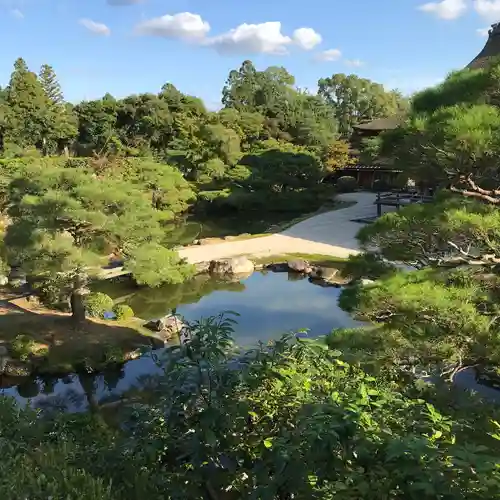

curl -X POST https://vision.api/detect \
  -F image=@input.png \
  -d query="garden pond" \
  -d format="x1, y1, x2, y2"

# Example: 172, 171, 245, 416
1, 269, 363, 409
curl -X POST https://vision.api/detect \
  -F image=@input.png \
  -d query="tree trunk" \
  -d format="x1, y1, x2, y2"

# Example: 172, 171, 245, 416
70, 273, 88, 323
70, 291, 86, 322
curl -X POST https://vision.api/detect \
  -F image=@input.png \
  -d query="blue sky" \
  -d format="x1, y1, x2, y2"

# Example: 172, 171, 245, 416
0, 0, 497, 108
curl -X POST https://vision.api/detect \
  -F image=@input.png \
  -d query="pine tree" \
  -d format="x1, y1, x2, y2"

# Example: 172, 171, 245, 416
39, 64, 64, 106
4, 57, 50, 149
38, 63, 77, 154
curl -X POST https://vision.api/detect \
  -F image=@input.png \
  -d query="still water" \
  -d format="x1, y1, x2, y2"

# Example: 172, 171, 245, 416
1, 270, 361, 410
102, 271, 361, 347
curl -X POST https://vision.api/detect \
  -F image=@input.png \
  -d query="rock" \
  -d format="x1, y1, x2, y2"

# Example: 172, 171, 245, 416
163, 315, 185, 334
144, 319, 166, 332
266, 262, 289, 273
209, 257, 255, 276
0, 275, 8, 286
308, 277, 341, 288
0, 345, 8, 357
309, 266, 350, 286
287, 259, 312, 274
143, 314, 186, 337
309, 266, 339, 280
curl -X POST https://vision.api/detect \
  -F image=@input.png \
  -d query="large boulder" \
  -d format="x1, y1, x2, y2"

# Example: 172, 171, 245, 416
144, 314, 186, 336
287, 259, 312, 274
309, 266, 339, 280
309, 266, 350, 286
209, 257, 255, 276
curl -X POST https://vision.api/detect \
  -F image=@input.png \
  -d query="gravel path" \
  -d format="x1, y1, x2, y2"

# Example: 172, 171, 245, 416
179, 192, 380, 264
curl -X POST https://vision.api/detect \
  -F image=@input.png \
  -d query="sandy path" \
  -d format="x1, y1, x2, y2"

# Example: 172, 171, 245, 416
179, 192, 380, 264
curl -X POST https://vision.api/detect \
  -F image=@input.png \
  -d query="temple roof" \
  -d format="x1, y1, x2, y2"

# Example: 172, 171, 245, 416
467, 22, 500, 70
352, 116, 403, 132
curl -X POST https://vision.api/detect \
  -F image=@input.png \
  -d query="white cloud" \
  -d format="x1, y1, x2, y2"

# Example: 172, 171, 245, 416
11, 8, 23, 19
474, 0, 500, 21
107, 0, 142, 4
79, 18, 111, 36
135, 12, 210, 41
345, 59, 364, 67
477, 26, 491, 36
206, 21, 292, 55
292, 27, 322, 50
314, 48, 342, 62
418, 0, 467, 19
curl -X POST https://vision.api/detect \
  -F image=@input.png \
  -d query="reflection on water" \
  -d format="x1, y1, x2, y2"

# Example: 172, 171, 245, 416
3, 271, 361, 409
99, 271, 363, 347
1, 352, 165, 411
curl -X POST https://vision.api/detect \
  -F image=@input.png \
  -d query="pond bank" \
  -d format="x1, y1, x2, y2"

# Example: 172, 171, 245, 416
178, 192, 377, 264
0, 293, 163, 387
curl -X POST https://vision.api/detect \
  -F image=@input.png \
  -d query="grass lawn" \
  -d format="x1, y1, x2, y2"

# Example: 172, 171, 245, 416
0, 294, 158, 377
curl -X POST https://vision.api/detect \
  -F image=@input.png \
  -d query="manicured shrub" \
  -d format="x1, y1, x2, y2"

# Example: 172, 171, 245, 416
84, 292, 114, 319
11, 334, 37, 361
336, 175, 357, 193
112, 304, 134, 321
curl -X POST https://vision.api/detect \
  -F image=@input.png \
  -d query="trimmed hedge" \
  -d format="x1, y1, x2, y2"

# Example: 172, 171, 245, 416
336, 175, 357, 193
85, 292, 114, 319
112, 304, 134, 321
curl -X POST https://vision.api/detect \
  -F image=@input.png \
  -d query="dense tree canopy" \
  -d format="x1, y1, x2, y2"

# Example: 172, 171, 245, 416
3, 158, 194, 320
343, 60, 500, 380
318, 73, 408, 136
1, 55, 500, 499
0, 57, 408, 217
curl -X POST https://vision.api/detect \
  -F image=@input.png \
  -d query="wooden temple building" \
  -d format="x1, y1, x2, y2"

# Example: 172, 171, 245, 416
338, 116, 403, 189
335, 21, 500, 193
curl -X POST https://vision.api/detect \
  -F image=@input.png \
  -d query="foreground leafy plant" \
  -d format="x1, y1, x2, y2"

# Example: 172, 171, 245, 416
1, 314, 500, 499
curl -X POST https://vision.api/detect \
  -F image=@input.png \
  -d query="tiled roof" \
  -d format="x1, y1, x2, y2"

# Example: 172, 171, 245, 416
341, 164, 402, 172
352, 116, 403, 131
467, 23, 500, 70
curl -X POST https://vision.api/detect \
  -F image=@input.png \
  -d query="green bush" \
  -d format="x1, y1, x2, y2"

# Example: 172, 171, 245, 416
113, 304, 134, 320
84, 292, 114, 319
11, 334, 37, 361
336, 175, 357, 193
31, 276, 71, 311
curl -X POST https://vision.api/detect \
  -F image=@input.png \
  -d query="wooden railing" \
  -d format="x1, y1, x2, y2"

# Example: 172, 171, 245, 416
375, 192, 434, 216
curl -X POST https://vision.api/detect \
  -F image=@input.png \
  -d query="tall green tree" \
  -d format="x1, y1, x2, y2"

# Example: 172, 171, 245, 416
318, 73, 408, 136
4, 163, 194, 321
39, 64, 64, 105
38, 64, 78, 154
4, 57, 51, 150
